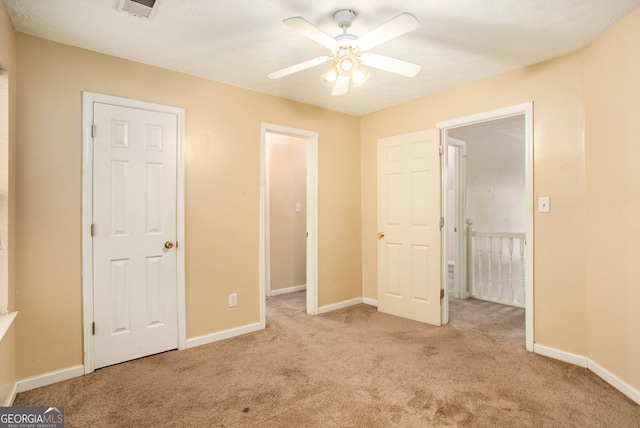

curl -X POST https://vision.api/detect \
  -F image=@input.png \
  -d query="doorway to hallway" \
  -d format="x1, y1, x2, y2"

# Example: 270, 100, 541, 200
259, 123, 318, 327
438, 103, 533, 351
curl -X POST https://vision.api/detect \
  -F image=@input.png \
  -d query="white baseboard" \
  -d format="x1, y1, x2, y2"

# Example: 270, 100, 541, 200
3, 382, 18, 406
533, 344, 588, 367
186, 322, 262, 349
318, 297, 362, 314
16, 365, 84, 393
588, 359, 640, 405
534, 344, 640, 406
362, 297, 378, 307
270, 284, 306, 296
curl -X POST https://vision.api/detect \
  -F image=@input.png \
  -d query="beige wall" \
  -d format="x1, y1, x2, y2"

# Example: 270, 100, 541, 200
268, 133, 307, 292
584, 8, 640, 391
0, 0, 16, 405
15, 34, 361, 379
360, 53, 589, 356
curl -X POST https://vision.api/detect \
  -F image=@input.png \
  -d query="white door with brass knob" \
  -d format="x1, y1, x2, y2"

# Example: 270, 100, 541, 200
92, 102, 179, 369
377, 129, 442, 325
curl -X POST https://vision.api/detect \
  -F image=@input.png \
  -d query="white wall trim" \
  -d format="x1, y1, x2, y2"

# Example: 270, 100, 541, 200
362, 297, 378, 307
81, 92, 186, 374
445, 138, 468, 301
16, 365, 84, 393
260, 123, 319, 327
534, 344, 640, 405
0, 312, 17, 406
533, 344, 588, 368
186, 322, 262, 349
318, 297, 363, 314
0, 311, 17, 342
588, 359, 640, 405
4, 382, 17, 406
270, 284, 306, 296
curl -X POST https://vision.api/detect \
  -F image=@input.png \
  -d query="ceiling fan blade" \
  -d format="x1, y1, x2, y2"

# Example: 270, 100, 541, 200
284, 17, 338, 51
332, 75, 350, 96
268, 56, 331, 79
355, 13, 420, 51
360, 53, 421, 77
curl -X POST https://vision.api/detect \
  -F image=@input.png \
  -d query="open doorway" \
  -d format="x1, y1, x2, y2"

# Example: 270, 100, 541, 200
266, 133, 307, 298
438, 103, 534, 351
259, 124, 318, 328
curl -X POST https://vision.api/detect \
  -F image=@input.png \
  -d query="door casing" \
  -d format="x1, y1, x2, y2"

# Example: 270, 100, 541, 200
437, 102, 534, 351
446, 138, 468, 300
81, 92, 186, 374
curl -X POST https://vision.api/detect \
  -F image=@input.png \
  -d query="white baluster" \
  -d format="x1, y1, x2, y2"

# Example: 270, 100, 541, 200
486, 236, 492, 299
519, 237, 526, 305
466, 219, 473, 298
477, 237, 483, 298
497, 237, 504, 303
508, 238, 514, 304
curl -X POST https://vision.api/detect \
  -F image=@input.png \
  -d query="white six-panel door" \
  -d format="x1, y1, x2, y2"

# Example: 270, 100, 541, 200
92, 103, 178, 368
377, 129, 442, 325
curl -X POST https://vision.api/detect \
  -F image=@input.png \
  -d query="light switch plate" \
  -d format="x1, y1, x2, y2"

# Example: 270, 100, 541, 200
229, 293, 237, 307
538, 197, 550, 213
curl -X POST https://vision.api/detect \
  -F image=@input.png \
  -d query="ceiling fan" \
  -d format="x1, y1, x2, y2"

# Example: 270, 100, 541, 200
268, 9, 422, 96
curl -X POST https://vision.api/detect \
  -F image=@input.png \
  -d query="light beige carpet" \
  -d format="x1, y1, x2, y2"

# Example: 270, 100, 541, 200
14, 292, 640, 427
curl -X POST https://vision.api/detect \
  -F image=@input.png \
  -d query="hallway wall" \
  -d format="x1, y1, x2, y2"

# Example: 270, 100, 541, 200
268, 133, 307, 292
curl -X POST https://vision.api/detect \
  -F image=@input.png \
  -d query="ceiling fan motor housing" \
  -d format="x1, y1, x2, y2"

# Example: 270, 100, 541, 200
334, 9, 356, 29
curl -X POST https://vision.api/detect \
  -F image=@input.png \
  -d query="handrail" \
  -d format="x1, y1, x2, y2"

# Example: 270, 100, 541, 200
471, 231, 525, 239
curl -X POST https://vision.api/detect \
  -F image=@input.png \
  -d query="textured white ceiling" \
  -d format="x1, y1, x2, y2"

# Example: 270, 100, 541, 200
4, 0, 640, 116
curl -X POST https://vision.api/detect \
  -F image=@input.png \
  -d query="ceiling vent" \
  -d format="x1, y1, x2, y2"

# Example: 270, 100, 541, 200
117, 0, 160, 20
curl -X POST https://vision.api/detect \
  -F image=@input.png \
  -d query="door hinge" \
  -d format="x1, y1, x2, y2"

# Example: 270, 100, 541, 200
439, 145, 444, 156
92, 322, 96, 335
91, 124, 96, 138
439, 217, 445, 231
440, 289, 445, 304
91, 224, 95, 237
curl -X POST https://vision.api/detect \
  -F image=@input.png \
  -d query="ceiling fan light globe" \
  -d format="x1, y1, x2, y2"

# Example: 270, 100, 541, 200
339, 57, 354, 72
352, 68, 370, 86
321, 65, 339, 86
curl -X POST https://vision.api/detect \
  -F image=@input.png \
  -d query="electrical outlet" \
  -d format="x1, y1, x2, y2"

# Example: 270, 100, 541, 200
538, 197, 550, 213
229, 293, 237, 308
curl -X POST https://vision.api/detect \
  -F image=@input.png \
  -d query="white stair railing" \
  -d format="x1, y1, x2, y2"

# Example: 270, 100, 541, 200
467, 221, 526, 308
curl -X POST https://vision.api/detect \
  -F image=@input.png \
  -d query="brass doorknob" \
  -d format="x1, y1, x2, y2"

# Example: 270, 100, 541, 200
377, 232, 385, 239
164, 240, 174, 249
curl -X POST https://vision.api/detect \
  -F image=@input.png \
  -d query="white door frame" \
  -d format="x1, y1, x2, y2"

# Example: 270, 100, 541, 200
447, 138, 468, 300
81, 92, 186, 374
437, 102, 534, 351
259, 123, 319, 325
